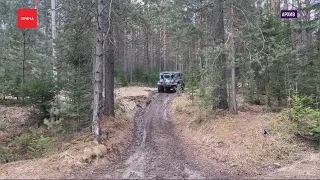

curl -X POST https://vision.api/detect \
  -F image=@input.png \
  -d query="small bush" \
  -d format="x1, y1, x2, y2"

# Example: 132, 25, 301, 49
22, 74, 56, 126
115, 67, 128, 86
0, 121, 7, 131
0, 146, 13, 163
131, 67, 159, 86
115, 100, 125, 113
23, 75, 56, 106
10, 128, 53, 159
285, 92, 320, 141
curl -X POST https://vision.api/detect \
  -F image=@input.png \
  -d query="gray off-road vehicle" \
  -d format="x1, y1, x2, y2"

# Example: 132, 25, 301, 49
157, 71, 185, 93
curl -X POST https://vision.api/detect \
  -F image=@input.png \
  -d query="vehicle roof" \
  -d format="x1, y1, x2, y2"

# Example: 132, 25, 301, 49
160, 71, 181, 74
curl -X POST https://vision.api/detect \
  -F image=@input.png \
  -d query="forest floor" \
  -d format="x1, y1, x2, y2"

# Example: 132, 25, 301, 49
0, 87, 319, 179
0, 86, 154, 179
68, 90, 319, 179
171, 93, 320, 179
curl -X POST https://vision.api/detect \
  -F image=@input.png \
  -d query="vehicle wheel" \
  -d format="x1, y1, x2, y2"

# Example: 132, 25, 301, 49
158, 86, 164, 93
177, 84, 183, 92
172, 86, 177, 93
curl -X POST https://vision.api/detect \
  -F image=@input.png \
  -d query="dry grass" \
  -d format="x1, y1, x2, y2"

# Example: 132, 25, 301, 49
261, 153, 320, 179
115, 86, 156, 99
171, 94, 316, 177
0, 86, 155, 179
0, 116, 133, 179
0, 104, 31, 133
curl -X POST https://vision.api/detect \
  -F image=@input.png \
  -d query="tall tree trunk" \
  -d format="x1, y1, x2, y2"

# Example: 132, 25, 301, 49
284, 0, 288, 9
305, 0, 312, 63
230, 5, 237, 114
92, 0, 104, 143
144, 24, 149, 80
130, 28, 134, 83
103, 41, 106, 107
175, 42, 179, 71
163, 29, 167, 70
270, 0, 280, 15
124, 27, 128, 83
213, 0, 228, 110
51, 0, 57, 85
156, 30, 161, 71
22, 31, 26, 100
104, 0, 115, 117
199, 5, 205, 97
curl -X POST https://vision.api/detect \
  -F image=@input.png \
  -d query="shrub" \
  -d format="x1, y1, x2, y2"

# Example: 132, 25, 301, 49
0, 146, 13, 163
10, 128, 53, 159
115, 67, 128, 86
131, 67, 159, 86
22, 74, 56, 126
286, 92, 320, 141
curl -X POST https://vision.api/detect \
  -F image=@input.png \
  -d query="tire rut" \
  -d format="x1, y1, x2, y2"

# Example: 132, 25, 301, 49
70, 92, 209, 179
120, 92, 206, 179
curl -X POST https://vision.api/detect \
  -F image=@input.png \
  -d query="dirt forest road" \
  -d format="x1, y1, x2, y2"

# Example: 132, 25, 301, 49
70, 92, 224, 179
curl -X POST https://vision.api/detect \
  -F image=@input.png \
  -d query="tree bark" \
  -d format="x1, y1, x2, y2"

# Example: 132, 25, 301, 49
305, 0, 312, 63
51, 0, 57, 84
22, 31, 26, 100
92, 0, 104, 143
130, 28, 134, 83
163, 29, 167, 70
230, 5, 237, 114
270, 0, 280, 15
104, 0, 115, 117
213, 0, 228, 110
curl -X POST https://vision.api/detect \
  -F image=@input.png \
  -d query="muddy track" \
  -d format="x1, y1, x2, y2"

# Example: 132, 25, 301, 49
123, 92, 206, 179
71, 92, 217, 179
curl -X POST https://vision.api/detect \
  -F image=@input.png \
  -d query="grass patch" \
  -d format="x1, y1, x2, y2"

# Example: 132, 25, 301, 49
171, 94, 315, 172
0, 128, 54, 163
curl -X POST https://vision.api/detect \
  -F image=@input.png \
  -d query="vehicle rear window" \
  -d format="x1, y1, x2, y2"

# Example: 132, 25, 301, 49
164, 74, 170, 78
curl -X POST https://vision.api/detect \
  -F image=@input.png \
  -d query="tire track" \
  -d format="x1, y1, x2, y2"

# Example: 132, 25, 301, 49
70, 92, 209, 179
120, 92, 206, 179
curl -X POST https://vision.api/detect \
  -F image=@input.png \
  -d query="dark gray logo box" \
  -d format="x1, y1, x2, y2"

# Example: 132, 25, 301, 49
280, 10, 298, 18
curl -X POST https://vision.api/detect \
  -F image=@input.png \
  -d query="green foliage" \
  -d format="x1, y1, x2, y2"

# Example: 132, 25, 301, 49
115, 67, 128, 86
9, 128, 53, 159
23, 75, 56, 105
133, 66, 145, 83
185, 58, 201, 102
148, 68, 160, 85
22, 74, 56, 119
130, 67, 159, 86
52, 0, 93, 131
0, 0, 53, 100
287, 92, 320, 141
0, 147, 13, 163
185, 58, 200, 89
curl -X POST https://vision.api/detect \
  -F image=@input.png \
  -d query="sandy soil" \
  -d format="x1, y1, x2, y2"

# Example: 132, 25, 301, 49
259, 152, 320, 179
115, 86, 155, 99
